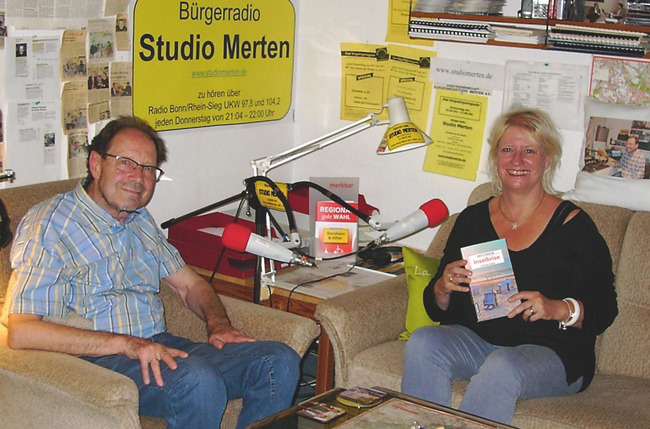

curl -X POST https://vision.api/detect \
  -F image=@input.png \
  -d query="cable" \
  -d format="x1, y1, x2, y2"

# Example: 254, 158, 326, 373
285, 262, 358, 312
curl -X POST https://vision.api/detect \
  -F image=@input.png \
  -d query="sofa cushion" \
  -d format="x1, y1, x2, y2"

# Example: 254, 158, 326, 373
510, 374, 650, 429
399, 247, 440, 340
348, 341, 404, 391
597, 211, 650, 378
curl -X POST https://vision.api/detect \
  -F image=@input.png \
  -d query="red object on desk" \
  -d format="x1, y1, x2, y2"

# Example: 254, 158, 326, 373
168, 212, 259, 278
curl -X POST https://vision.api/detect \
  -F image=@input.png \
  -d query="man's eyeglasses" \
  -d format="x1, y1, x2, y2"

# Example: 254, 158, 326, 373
102, 153, 164, 182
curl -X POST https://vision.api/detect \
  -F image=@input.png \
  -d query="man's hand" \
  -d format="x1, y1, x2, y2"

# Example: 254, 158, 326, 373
164, 266, 258, 350
121, 336, 188, 387
207, 321, 256, 350
8, 314, 188, 387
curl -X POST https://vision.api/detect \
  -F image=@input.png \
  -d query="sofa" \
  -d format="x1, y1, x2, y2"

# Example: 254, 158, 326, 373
0, 178, 320, 429
315, 182, 650, 428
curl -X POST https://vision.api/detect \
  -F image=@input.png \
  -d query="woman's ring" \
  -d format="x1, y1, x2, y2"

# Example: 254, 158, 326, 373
529, 307, 534, 315
449, 275, 453, 283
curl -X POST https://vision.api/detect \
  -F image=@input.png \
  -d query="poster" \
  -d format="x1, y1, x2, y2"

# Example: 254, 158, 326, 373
4, 36, 60, 101
60, 30, 87, 82
133, 0, 295, 131
503, 61, 587, 131
423, 90, 487, 181
385, 0, 433, 46
109, 61, 132, 117
6, 0, 102, 30
340, 43, 389, 121
5, 101, 61, 185
589, 55, 650, 107
386, 43, 433, 132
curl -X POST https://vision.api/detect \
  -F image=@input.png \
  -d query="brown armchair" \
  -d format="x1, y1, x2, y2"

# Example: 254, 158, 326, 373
0, 179, 320, 429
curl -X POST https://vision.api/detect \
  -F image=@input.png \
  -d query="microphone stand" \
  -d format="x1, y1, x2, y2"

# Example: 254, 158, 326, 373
161, 177, 380, 305
161, 177, 304, 304
160, 190, 249, 230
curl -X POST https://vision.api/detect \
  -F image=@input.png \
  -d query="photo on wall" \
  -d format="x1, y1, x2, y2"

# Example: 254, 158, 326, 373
583, 116, 649, 180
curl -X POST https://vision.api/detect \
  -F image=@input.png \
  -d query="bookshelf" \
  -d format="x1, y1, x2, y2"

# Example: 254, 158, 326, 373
409, 11, 650, 58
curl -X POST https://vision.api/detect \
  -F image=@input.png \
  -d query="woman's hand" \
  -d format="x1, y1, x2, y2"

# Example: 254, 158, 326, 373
433, 260, 471, 310
507, 290, 575, 324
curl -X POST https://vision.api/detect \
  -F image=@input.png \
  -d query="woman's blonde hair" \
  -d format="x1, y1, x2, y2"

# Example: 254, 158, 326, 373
487, 107, 562, 195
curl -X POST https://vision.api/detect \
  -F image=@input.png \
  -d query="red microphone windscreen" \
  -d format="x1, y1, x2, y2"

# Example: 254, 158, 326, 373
420, 199, 449, 227
221, 223, 251, 252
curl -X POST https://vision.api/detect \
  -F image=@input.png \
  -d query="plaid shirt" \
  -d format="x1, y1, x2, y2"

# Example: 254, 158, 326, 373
620, 149, 646, 179
5, 181, 184, 338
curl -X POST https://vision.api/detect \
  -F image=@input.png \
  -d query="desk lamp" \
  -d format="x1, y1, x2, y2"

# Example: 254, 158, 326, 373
247, 96, 432, 302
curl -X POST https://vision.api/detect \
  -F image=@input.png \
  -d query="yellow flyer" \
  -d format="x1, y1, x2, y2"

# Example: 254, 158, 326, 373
423, 90, 487, 181
340, 43, 389, 121
387, 43, 434, 132
385, 0, 434, 46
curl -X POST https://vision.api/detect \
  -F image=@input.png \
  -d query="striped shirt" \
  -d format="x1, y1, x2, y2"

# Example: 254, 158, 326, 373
5, 181, 185, 338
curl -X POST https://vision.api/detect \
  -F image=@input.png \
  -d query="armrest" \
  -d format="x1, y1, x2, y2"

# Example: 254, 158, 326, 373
221, 296, 320, 357
0, 327, 140, 428
314, 275, 408, 386
160, 282, 319, 358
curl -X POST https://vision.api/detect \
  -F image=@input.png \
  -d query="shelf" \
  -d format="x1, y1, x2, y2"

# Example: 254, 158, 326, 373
409, 11, 650, 58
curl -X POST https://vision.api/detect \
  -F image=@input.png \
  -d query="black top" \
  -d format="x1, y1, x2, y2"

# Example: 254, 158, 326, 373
423, 198, 618, 390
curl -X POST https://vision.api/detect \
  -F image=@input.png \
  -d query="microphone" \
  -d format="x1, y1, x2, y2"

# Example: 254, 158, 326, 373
222, 223, 315, 267
370, 199, 448, 247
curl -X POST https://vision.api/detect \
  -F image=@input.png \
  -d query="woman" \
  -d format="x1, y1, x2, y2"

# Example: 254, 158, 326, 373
611, 2, 627, 23
401, 108, 618, 424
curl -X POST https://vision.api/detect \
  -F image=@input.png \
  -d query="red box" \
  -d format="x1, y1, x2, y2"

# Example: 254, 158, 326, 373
168, 212, 258, 278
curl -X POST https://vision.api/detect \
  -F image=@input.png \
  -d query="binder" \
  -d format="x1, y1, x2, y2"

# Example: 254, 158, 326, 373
409, 18, 493, 43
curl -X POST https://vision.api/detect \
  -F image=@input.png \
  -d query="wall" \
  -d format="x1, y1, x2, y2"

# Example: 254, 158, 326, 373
0, 0, 644, 252
292, 0, 597, 250
0, 1, 299, 235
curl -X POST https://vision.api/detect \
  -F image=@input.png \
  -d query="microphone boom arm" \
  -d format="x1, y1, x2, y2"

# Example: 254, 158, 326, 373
160, 190, 248, 230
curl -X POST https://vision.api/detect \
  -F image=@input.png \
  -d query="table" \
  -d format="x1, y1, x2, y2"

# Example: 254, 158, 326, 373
246, 387, 515, 429
189, 265, 335, 394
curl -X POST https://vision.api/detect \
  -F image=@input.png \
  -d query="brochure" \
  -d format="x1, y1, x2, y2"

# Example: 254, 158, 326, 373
461, 238, 520, 322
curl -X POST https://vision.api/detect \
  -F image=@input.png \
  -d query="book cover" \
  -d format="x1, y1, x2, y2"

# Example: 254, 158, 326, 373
461, 238, 520, 322
296, 401, 346, 423
336, 386, 387, 408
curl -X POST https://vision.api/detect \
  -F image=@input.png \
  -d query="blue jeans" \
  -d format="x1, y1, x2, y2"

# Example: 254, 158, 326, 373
84, 333, 300, 429
401, 325, 582, 424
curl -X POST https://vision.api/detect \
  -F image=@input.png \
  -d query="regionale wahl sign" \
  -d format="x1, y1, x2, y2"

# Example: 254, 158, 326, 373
133, 0, 295, 131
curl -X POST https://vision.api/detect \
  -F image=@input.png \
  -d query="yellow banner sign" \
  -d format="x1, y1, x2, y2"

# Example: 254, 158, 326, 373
133, 0, 295, 131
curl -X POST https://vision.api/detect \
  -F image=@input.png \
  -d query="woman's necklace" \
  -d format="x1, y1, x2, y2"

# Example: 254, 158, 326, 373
498, 193, 546, 230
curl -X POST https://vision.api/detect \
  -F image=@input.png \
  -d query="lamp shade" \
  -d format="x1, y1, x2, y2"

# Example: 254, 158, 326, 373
376, 97, 432, 155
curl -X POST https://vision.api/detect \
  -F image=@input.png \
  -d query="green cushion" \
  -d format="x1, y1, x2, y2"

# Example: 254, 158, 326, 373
399, 247, 440, 340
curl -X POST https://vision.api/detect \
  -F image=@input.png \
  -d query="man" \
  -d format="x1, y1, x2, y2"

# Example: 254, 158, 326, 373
619, 135, 646, 179
4, 116, 300, 429
87, 71, 98, 90
586, 2, 602, 22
